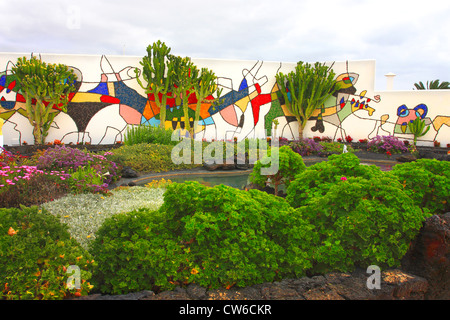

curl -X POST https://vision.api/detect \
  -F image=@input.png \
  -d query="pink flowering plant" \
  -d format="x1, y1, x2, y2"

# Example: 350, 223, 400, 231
36, 145, 121, 185
0, 164, 71, 207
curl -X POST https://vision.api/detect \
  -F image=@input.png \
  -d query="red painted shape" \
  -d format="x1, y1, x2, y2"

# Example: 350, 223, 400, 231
254, 83, 261, 94
7, 80, 16, 93
100, 95, 120, 104
250, 93, 272, 126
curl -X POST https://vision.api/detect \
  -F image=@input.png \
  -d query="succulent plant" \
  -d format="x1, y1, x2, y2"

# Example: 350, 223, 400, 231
12, 56, 77, 145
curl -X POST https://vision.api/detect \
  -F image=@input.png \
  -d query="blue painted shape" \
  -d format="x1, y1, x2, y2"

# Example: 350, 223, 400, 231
208, 87, 249, 115
202, 116, 214, 125
0, 100, 15, 110
88, 82, 109, 95
414, 104, 428, 119
397, 105, 409, 117
239, 78, 248, 91
0, 75, 6, 87
114, 81, 147, 114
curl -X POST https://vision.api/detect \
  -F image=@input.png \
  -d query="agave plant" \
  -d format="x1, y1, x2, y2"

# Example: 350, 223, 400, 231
413, 80, 450, 90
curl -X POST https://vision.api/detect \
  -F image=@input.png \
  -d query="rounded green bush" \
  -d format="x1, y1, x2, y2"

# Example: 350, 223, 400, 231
90, 182, 315, 294
0, 206, 95, 300
298, 175, 429, 274
389, 159, 450, 215
286, 152, 383, 208
250, 145, 306, 195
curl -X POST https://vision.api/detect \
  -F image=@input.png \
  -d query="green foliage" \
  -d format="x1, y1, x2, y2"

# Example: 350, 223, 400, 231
298, 176, 428, 274
320, 141, 354, 153
250, 145, 306, 195
275, 61, 339, 138
286, 153, 383, 208
408, 117, 431, 146
109, 143, 200, 173
0, 206, 94, 299
68, 163, 108, 194
124, 124, 177, 146
169, 55, 199, 135
191, 68, 222, 137
389, 159, 450, 215
12, 56, 78, 145
135, 41, 173, 128
90, 182, 315, 294
413, 80, 450, 90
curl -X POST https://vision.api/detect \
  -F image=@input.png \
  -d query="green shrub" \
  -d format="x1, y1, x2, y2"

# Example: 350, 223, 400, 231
124, 125, 178, 146
286, 152, 383, 208
250, 145, 306, 195
389, 159, 450, 215
298, 176, 429, 274
109, 143, 200, 173
0, 206, 95, 300
90, 182, 315, 294
319, 141, 354, 153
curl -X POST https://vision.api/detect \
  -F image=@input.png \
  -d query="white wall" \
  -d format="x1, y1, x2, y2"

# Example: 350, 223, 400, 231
1, 52, 449, 147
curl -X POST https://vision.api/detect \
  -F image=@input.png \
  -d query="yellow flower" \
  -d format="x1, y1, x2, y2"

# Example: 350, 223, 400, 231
191, 268, 199, 275
8, 227, 17, 236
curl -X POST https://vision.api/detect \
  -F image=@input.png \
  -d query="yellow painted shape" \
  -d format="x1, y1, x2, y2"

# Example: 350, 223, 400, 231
108, 82, 115, 97
432, 116, 450, 131
281, 104, 295, 117
312, 106, 337, 117
235, 97, 250, 112
70, 92, 102, 103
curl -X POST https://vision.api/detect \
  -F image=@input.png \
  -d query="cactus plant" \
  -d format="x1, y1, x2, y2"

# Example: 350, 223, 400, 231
190, 67, 222, 138
135, 41, 173, 129
169, 55, 199, 136
12, 56, 77, 145
275, 61, 339, 139
408, 116, 430, 146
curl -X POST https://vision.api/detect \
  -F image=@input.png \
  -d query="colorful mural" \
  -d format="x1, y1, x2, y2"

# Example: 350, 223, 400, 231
1, 53, 449, 147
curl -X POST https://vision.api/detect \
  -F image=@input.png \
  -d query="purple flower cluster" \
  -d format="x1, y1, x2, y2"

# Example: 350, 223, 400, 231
36, 145, 120, 184
367, 135, 408, 154
290, 138, 324, 156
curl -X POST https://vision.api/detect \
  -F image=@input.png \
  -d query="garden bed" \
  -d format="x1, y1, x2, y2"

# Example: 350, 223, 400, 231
2, 143, 124, 157
1, 139, 449, 301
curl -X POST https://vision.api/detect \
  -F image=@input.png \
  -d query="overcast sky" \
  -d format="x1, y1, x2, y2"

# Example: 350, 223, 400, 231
1, 0, 449, 91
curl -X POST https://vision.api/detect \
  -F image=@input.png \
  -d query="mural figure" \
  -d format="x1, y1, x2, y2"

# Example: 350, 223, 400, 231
1, 54, 449, 146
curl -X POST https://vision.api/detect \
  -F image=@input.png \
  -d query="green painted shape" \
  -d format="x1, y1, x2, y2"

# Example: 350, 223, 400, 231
264, 99, 285, 136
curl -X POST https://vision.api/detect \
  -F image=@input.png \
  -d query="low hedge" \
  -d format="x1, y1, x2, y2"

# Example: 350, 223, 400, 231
90, 182, 315, 295
0, 206, 95, 300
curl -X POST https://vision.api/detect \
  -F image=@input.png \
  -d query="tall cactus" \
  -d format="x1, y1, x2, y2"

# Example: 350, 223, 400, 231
169, 55, 199, 136
135, 41, 173, 128
12, 56, 77, 145
190, 67, 222, 138
408, 116, 430, 146
276, 61, 339, 139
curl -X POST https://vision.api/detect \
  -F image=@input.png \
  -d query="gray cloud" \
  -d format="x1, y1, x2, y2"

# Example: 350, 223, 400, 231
1, 0, 449, 90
